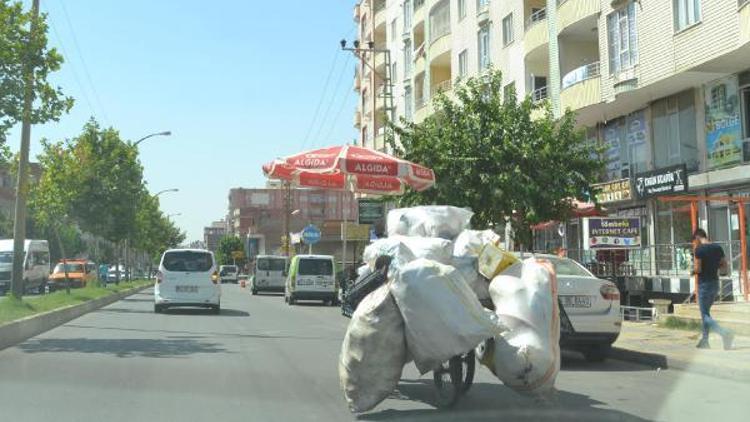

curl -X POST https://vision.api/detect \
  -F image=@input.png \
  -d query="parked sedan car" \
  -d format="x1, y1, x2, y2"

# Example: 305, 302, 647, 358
515, 253, 622, 362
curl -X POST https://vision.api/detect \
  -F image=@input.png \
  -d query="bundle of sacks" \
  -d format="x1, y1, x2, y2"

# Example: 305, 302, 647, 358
338, 205, 560, 413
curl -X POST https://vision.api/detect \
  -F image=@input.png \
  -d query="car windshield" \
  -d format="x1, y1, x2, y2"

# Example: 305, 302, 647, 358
53, 263, 84, 273
0, 251, 13, 263
257, 258, 286, 272
162, 251, 212, 272
298, 259, 332, 276
220, 266, 237, 275
547, 257, 594, 277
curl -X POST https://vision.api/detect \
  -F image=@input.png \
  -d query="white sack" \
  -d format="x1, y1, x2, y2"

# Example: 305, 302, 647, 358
486, 259, 560, 395
356, 264, 372, 279
452, 256, 490, 301
390, 259, 501, 374
362, 236, 452, 276
453, 229, 501, 258
339, 285, 407, 413
387, 206, 474, 239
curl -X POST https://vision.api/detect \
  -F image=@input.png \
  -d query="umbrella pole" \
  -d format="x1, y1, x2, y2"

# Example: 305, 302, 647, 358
342, 186, 348, 278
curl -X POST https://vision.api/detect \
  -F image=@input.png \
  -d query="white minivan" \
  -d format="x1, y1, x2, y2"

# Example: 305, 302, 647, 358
284, 254, 337, 306
251, 255, 287, 295
154, 248, 221, 314
0, 239, 51, 295
219, 265, 239, 283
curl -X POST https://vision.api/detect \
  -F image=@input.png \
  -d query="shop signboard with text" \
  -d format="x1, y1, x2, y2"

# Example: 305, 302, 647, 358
633, 165, 688, 200
592, 178, 632, 204
583, 217, 641, 250
705, 76, 743, 169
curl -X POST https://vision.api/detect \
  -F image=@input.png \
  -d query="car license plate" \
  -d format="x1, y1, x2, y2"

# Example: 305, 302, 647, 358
297, 279, 313, 286
560, 295, 592, 308
176, 285, 198, 293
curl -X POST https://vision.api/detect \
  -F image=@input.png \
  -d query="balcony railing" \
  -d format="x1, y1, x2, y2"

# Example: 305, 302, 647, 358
414, 0, 425, 11
430, 79, 452, 96
532, 86, 548, 102
562, 61, 601, 89
415, 96, 427, 110
477, 1, 490, 14
373, 0, 386, 13
525, 8, 547, 29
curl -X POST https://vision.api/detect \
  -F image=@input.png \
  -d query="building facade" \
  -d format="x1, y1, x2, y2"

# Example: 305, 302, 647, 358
203, 220, 227, 253
353, 0, 750, 302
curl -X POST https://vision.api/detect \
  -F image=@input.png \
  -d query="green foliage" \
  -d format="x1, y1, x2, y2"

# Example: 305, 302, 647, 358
216, 236, 246, 267
0, 0, 74, 144
660, 316, 702, 332
389, 69, 605, 248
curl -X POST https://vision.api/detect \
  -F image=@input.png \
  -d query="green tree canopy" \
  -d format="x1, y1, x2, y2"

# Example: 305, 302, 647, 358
216, 236, 246, 267
0, 0, 74, 143
390, 70, 604, 248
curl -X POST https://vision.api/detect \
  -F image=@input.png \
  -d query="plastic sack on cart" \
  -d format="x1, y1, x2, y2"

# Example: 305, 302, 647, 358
451, 256, 490, 301
362, 238, 416, 276
397, 236, 453, 265
356, 264, 372, 279
453, 229, 501, 258
390, 259, 502, 374
482, 259, 560, 396
339, 285, 407, 413
387, 206, 474, 239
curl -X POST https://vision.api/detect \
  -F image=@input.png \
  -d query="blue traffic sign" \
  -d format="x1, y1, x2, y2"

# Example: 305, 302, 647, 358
301, 225, 321, 245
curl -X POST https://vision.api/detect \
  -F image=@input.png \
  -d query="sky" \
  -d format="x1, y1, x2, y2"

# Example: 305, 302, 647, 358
8, 0, 359, 242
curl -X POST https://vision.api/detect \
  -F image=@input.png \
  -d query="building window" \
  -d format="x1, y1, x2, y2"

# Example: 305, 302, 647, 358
405, 85, 413, 121
503, 81, 515, 101
429, 0, 451, 42
403, 40, 412, 77
477, 0, 490, 12
652, 90, 699, 171
391, 62, 398, 83
458, 0, 466, 20
391, 19, 398, 41
502, 13, 514, 46
478, 24, 491, 71
673, 0, 701, 32
607, 2, 638, 74
458, 50, 468, 79
602, 110, 649, 180
403, 0, 412, 31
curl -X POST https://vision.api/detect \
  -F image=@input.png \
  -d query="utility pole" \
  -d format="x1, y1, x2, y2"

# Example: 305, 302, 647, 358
283, 182, 291, 257
10, 0, 41, 299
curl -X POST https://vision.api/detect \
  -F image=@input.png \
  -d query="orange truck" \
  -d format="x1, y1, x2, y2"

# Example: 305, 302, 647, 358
49, 260, 96, 290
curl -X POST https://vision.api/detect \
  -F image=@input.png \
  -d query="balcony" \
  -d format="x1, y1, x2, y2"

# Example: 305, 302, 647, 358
414, 43, 426, 75
429, 32, 451, 63
477, 2, 490, 23
353, 69, 361, 91
560, 62, 601, 111
430, 79, 452, 97
353, 3, 360, 22
354, 110, 362, 128
375, 52, 386, 73
742, 1, 750, 46
374, 6, 386, 33
413, 1, 425, 29
524, 8, 548, 57
558, 0, 600, 34
414, 97, 432, 124
532, 85, 548, 103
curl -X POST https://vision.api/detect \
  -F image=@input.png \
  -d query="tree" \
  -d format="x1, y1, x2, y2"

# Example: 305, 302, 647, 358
389, 70, 605, 249
216, 236, 246, 267
0, 0, 74, 144
132, 188, 185, 266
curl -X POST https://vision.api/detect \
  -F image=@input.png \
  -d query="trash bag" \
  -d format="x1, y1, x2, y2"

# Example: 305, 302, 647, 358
339, 285, 407, 413
451, 256, 490, 301
362, 236, 452, 276
484, 259, 560, 395
387, 206, 474, 240
390, 259, 502, 374
453, 229, 501, 258
396, 236, 453, 265
357, 264, 372, 279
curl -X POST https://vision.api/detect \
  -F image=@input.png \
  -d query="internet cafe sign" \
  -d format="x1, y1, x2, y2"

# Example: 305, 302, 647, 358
633, 164, 688, 200
583, 217, 641, 250
592, 179, 632, 204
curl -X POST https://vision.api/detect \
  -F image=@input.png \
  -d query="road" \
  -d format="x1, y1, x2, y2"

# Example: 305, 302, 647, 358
0, 285, 747, 422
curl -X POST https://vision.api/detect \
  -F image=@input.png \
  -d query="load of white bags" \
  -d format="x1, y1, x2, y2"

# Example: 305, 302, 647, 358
339, 285, 407, 413
338, 205, 561, 413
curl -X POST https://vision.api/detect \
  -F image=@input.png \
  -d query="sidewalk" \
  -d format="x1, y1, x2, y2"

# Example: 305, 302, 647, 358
611, 321, 750, 382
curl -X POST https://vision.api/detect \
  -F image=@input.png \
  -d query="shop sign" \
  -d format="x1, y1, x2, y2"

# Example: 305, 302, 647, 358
633, 164, 688, 200
341, 223, 370, 241
705, 76, 743, 169
583, 217, 641, 250
358, 199, 385, 224
592, 178, 632, 204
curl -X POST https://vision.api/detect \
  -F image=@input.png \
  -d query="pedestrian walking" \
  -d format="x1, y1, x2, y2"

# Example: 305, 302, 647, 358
692, 229, 734, 350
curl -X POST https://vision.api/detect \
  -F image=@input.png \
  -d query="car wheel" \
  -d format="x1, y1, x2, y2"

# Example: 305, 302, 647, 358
582, 344, 612, 362
212, 304, 221, 314
289, 295, 296, 305
154, 304, 163, 313
251, 289, 257, 295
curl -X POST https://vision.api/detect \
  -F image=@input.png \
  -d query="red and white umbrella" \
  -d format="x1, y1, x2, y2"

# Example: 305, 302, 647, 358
262, 145, 435, 194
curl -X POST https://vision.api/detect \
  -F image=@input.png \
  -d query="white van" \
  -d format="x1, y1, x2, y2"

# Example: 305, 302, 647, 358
251, 255, 287, 295
0, 239, 50, 295
154, 248, 221, 314
219, 265, 239, 283
284, 254, 337, 306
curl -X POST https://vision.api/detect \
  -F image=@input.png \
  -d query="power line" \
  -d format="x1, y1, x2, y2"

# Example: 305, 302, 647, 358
57, 0, 110, 126
43, 3, 97, 119
323, 69, 355, 143
301, 49, 341, 151
311, 53, 352, 148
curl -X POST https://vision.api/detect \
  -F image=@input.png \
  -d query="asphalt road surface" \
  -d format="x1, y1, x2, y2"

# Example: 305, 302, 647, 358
0, 285, 747, 422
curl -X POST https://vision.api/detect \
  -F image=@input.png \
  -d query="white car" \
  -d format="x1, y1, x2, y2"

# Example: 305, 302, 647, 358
154, 248, 221, 314
517, 253, 622, 362
219, 264, 239, 283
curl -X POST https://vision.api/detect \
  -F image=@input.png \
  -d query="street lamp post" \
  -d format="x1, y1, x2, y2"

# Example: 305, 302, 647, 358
154, 188, 179, 198
134, 131, 171, 146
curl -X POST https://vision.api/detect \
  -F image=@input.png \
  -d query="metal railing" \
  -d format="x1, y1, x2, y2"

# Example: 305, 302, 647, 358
621, 305, 654, 322
477, 1, 490, 15
525, 8, 546, 29
740, 0, 750, 9
532, 86, 548, 102
430, 79, 452, 96
561, 62, 601, 89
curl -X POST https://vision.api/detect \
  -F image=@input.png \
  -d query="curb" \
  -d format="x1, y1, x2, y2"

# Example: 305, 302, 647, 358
0, 284, 151, 351
610, 347, 668, 369
611, 346, 750, 382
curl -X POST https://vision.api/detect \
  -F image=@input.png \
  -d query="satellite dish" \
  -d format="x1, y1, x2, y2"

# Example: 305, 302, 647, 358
557, 223, 566, 237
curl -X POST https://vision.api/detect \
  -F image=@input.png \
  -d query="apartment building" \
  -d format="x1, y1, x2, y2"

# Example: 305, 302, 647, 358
203, 220, 228, 252
353, 0, 750, 302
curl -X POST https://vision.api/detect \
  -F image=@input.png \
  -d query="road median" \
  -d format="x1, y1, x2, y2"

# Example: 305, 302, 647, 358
0, 281, 152, 351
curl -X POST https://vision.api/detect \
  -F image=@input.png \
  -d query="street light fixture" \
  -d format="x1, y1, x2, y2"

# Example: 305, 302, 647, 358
134, 131, 172, 146
167, 213, 182, 218
153, 188, 179, 198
